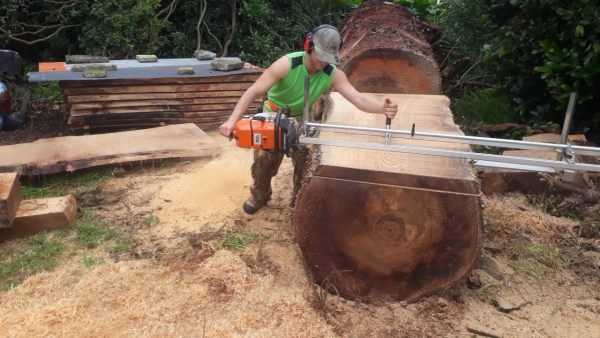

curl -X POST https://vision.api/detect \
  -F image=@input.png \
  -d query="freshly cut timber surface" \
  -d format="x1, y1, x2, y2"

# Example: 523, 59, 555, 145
0, 124, 218, 176
295, 93, 482, 302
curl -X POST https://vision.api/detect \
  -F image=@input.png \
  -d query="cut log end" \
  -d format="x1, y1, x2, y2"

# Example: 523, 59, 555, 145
295, 177, 481, 302
344, 49, 440, 94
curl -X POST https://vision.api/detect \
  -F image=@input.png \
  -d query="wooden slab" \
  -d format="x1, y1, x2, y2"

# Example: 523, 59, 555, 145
0, 195, 77, 242
295, 93, 482, 302
0, 173, 22, 228
0, 123, 218, 176
479, 133, 591, 194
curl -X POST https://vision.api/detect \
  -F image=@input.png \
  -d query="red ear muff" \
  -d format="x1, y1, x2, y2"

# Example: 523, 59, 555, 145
304, 33, 312, 54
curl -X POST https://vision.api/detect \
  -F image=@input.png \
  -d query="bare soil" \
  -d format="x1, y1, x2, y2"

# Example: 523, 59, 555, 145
0, 130, 599, 337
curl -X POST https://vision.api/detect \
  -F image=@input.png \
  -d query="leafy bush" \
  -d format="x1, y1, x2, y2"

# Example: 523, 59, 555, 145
79, 0, 168, 58
482, 0, 600, 133
394, 0, 444, 20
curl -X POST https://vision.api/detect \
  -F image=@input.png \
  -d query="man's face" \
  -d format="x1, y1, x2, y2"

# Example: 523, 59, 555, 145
310, 51, 329, 69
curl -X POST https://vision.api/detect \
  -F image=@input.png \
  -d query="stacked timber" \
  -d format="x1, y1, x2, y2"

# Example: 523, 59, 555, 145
295, 0, 482, 302
64, 72, 262, 133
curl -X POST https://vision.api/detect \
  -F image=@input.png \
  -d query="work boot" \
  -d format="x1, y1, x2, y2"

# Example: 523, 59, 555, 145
242, 196, 268, 215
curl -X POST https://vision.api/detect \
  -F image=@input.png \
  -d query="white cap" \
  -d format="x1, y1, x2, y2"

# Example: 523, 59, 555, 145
312, 26, 342, 65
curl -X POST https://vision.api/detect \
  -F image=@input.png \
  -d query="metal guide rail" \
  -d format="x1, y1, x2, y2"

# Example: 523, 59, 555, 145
300, 129, 600, 173
299, 85, 600, 174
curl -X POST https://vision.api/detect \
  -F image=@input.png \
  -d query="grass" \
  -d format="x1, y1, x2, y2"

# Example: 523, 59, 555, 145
20, 168, 115, 199
506, 240, 568, 278
75, 209, 118, 248
212, 231, 261, 251
0, 233, 65, 291
82, 256, 106, 268
144, 213, 160, 227
452, 88, 518, 129
0, 209, 132, 291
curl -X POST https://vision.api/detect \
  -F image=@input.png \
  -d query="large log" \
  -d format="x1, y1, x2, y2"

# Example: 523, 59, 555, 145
296, 93, 482, 302
294, 1, 481, 302
339, 0, 440, 94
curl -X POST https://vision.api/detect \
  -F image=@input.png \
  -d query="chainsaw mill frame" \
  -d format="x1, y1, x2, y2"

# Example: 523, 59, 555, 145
299, 78, 600, 178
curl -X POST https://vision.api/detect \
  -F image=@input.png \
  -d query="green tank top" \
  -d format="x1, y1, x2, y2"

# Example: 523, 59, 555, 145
265, 51, 336, 118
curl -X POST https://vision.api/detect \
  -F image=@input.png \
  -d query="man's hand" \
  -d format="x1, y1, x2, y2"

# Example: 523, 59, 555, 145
383, 98, 398, 119
219, 119, 237, 139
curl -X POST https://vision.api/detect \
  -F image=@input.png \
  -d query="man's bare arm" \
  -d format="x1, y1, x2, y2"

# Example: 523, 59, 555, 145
219, 56, 290, 138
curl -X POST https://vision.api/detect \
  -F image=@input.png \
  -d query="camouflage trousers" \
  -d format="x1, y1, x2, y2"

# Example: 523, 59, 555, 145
249, 116, 309, 206
249, 144, 308, 206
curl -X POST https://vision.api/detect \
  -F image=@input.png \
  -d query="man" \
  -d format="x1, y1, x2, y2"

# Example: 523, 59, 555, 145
219, 24, 398, 214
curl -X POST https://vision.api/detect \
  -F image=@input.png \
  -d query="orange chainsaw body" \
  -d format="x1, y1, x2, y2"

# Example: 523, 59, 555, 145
234, 114, 282, 150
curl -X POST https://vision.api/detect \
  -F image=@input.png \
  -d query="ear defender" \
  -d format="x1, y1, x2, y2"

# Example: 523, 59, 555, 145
303, 24, 343, 55
304, 33, 313, 54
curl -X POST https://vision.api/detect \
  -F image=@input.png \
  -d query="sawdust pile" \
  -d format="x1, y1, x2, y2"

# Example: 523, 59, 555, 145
0, 248, 336, 337
483, 193, 578, 238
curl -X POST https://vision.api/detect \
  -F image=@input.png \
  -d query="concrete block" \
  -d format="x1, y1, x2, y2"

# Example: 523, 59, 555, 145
71, 64, 117, 72
177, 67, 195, 75
0, 173, 22, 228
211, 58, 244, 71
136, 55, 158, 63
83, 68, 107, 78
66, 55, 109, 64
0, 195, 78, 242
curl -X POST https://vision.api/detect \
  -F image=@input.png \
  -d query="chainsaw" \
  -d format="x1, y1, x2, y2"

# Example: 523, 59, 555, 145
234, 105, 298, 156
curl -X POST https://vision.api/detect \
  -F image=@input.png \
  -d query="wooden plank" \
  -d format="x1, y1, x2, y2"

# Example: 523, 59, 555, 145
62, 82, 254, 95
0, 195, 77, 243
66, 108, 260, 128
59, 73, 261, 87
69, 122, 223, 134
65, 90, 247, 103
0, 124, 218, 176
295, 92, 482, 302
69, 103, 244, 116
71, 97, 245, 109
523, 133, 587, 143
479, 134, 594, 194
0, 173, 22, 228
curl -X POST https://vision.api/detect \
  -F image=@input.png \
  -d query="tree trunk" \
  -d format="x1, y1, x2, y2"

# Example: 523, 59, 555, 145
339, 0, 441, 94
295, 1, 482, 302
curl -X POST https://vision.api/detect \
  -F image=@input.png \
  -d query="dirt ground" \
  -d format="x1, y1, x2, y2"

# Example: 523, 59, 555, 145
0, 130, 599, 337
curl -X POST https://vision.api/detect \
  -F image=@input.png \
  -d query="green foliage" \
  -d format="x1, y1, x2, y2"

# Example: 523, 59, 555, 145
79, 0, 168, 58
394, 0, 444, 20
482, 0, 600, 132
29, 81, 64, 106
0, 233, 65, 291
438, 0, 494, 62
452, 88, 516, 128
236, 0, 359, 66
